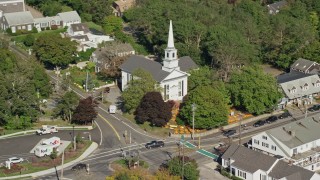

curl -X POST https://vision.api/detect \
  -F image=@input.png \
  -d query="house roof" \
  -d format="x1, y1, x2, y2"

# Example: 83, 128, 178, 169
268, 160, 314, 180
222, 144, 319, 180
266, 115, 320, 149
4, 11, 34, 26
277, 71, 320, 99
70, 23, 89, 33
71, 35, 89, 41
34, 16, 61, 24
291, 58, 317, 72
113, 0, 135, 12
0, 0, 24, 13
57, 11, 81, 23
120, 55, 170, 82
222, 144, 278, 173
120, 55, 198, 82
98, 42, 135, 55
267, 0, 287, 14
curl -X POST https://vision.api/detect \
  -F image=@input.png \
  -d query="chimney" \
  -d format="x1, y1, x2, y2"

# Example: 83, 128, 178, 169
283, 127, 286, 131
289, 130, 295, 137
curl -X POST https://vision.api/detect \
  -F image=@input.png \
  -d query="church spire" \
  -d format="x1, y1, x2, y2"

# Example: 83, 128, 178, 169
167, 20, 174, 48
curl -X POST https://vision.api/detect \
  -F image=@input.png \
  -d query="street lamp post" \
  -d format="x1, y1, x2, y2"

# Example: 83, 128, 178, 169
191, 103, 196, 140
70, 125, 75, 150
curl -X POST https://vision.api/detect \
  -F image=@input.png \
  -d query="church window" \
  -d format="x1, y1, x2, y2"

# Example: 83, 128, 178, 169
173, 53, 175, 58
167, 53, 169, 58
182, 81, 184, 96
178, 81, 182, 96
164, 85, 170, 100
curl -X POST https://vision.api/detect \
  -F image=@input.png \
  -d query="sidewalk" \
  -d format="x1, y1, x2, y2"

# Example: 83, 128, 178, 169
0, 126, 93, 140
0, 142, 98, 179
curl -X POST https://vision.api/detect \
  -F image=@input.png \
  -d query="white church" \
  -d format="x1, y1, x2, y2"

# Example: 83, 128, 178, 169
119, 20, 198, 101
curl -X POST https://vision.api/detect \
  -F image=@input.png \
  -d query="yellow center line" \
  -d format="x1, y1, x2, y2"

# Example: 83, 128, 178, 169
98, 114, 121, 141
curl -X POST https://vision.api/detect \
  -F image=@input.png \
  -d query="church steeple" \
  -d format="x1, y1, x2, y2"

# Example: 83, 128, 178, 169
167, 20, 174, 48
162, 20, 180, 72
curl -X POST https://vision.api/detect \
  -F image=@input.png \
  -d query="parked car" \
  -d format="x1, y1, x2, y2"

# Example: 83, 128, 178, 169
308, 104, 320, 112
213, 143, 229, 155
8, 157, 23, 164
145, 140, 164, 149
223, 129, 236, 137
71, 163, 87, 171
266, 116, 278, 123
253, 120, 266, 127
278, 112, 291, 119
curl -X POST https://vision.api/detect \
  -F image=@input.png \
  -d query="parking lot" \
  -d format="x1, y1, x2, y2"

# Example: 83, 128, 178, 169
0, 130, 91, 163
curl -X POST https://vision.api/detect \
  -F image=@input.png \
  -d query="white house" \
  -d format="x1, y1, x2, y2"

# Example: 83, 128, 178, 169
222, 144, 320, 180
1, 11, 34, 33
119, 20, 198, 101
57, 11, 81, 27
291, 58, 320, 75
251, 115, 320, 171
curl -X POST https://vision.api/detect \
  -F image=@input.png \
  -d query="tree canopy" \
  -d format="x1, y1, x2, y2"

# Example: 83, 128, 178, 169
71, 96, 97, 125
167, 156, 199, 180
33, 34, 77, 68
121, 69, 160, 113
54, 91, 80, 122
135, 92, 172, 127
179, 85, 229, 129
227, 66, 282, 115
0, 48, 51, 128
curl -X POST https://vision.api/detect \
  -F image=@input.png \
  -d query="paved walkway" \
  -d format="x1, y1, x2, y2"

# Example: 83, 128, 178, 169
199, 161, 229, 180
0, 142, 98, 180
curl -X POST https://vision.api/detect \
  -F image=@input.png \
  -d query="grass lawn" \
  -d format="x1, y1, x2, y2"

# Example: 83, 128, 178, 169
12, 28, 67, 43
85, 21, 103, 32
0, 141, 92, 177
122, 113, 170, 137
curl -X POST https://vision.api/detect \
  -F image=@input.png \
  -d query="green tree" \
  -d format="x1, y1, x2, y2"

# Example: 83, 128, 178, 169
188, 66, 214, 92
167, 156, 199, 180
102, 15, 123, 34
23, 34, 35, 47
227, 66, 282, 115
54, 91, 80, 122
40, 1, 62, 16
135, 92, 172, 127
33, 34, 77, 68
179, 85, 229, 129
121, 69, 160, 113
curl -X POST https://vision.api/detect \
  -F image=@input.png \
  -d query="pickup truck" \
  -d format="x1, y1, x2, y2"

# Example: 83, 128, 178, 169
36, 125, 58, 135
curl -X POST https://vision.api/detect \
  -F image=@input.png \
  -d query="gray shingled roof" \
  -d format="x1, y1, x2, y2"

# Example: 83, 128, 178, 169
179, 56, 198, 72
34, 16, 61, 24
268, 0, 287, 14
119, 55, 170, 82
266, 115, 320, 149
0, 0, 24, 13
269, 161, 314, 180
278, 72, 320, 100
57, 11, 81, 23
222, 144, 278, 173
120, 55, 197, 82
291, 58, 316, 72
4, 11, 34, 26
71, 23, 89, 33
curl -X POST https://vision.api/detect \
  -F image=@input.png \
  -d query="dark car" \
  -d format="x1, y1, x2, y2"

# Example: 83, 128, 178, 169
223, 129, 236, 137
145, 140, 164, 149
278, 112, 291, 119
71, 163, 87, 171
266, 116, 278, 123
308, 104, 320, 112
253, 120, 266, 127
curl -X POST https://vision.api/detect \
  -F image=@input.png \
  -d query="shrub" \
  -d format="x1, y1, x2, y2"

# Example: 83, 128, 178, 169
46, 27, 50, 30
32, 27, 38, 33
6, 28, 12, 35
23, 34, 35, 47
51, 25, 58, 30
50, 149, 57, 159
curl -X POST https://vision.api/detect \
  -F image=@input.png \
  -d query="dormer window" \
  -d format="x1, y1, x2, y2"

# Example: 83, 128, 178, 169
290, 86, 296, 94
316, 80, 320, 87
166, 53, 169, 58
302, 83, 309, 90
295, 63, 299, 66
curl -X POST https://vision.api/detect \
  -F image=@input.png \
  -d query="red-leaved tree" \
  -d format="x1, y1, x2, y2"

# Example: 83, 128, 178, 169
71, 96, 97, 125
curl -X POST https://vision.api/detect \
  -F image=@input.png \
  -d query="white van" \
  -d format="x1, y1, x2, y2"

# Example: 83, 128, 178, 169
42, 137, 61, 148
36, 125, 58, 135
109, 105, 116, 114
34, 145, 53, 157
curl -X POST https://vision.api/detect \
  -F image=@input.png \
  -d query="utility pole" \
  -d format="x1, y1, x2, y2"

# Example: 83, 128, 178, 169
182, 143, 185, 180
85, 71, 89, 92
198, 135, 201, 149
191, 103, 196, 140
238, 114, 243, 145
129, 130, 132, 144
60, 150, 64, 179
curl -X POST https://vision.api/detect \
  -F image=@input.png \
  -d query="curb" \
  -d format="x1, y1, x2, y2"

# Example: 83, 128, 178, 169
171, 111, 284, 138
0, 142, 98, 179
0, 126, 93, 139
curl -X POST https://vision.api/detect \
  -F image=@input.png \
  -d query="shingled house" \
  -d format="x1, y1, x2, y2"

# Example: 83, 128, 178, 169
119, 21, 198, 101
251, 115, 320, 171
222, 144, 320, 180
112, 0, 135, 17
